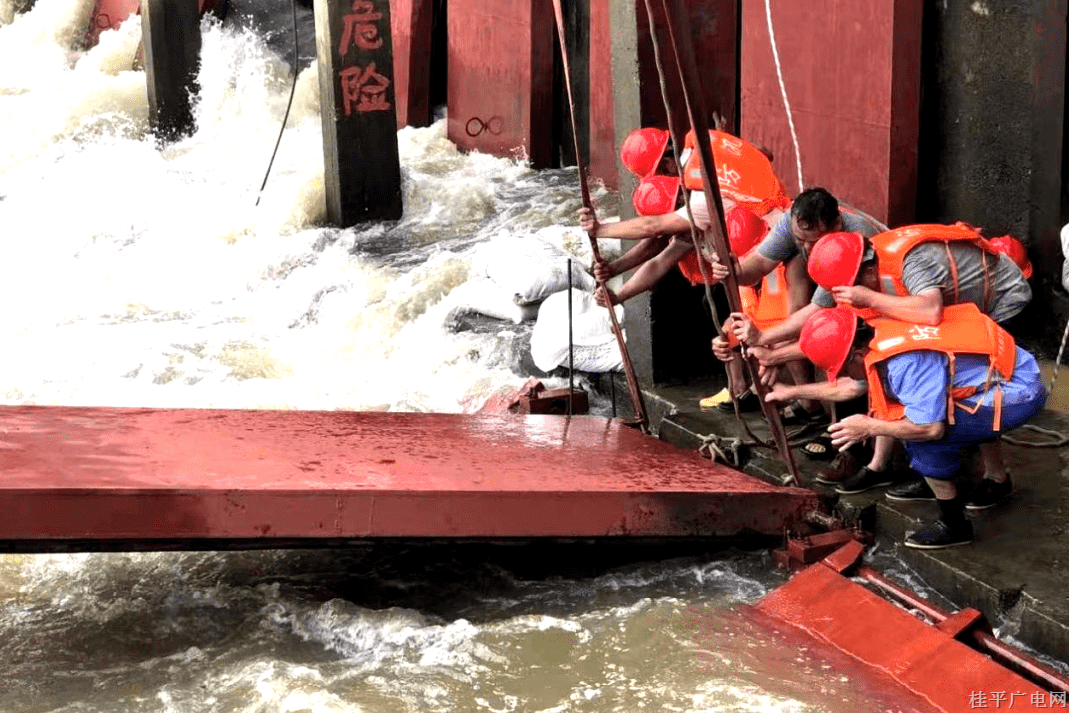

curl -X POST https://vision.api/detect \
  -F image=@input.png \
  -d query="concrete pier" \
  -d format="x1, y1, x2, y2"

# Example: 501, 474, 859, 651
141, 0, 201, 142
314, 0, 403, 225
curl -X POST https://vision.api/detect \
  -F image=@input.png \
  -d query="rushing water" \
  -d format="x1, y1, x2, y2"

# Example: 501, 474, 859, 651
0, 1, 980, 710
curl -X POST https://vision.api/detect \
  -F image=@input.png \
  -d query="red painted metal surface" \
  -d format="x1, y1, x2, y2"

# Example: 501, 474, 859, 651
389, 0, 433, 128
637, 0, 737, 138
588, 0, 617, 190
757, 541, 1063, 710
853, 563, 1069, 695
85, 0, 141, 48
446, 0, 554, 167
0, 406, 817, 545
783, 528, 865, 566
85, 0, 217, 49
740, 0, 922, 225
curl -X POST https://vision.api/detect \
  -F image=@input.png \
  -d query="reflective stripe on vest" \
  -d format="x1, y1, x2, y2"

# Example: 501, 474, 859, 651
863, 303, 1017, 430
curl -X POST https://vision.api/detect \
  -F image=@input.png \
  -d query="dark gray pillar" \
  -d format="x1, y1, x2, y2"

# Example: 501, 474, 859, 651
141, 0, 201, 142
917, 0, 1066, 273
314, 0, 403, 225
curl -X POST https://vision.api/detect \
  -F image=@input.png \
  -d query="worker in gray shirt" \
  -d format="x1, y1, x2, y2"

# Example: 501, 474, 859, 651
786, 225, 1032, 498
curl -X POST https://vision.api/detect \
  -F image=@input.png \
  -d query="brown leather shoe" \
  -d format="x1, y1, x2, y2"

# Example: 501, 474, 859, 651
814, 450, 859, 485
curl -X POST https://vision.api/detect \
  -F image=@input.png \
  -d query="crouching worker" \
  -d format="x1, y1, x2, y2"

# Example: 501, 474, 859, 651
767, 303, 1045, 549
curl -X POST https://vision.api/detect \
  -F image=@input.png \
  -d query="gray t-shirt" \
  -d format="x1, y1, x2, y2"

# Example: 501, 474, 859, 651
756, 209, 886, 264
900, 242, 1031, 324
810, 240, 1032, 323
758, 208, 886, 306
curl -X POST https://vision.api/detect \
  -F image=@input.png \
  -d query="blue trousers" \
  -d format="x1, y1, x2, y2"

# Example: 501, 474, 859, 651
904, 393, 1047, 480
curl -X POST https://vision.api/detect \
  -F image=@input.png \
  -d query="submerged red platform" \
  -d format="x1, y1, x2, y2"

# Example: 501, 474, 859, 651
0, 406, 816, 550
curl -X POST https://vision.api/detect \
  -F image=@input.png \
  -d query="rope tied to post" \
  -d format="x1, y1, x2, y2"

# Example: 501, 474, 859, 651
698, 433, 745, 467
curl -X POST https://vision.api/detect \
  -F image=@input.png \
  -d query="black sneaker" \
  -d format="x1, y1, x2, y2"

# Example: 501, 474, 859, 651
835, 466, 895, 495
904, 518, 974, 549
886, 478, 936, 502
717, 390, 761, 414
966, 477, 1013, 510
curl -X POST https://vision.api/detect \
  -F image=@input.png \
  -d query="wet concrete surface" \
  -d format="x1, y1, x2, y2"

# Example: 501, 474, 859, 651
641, 374, 1069, 668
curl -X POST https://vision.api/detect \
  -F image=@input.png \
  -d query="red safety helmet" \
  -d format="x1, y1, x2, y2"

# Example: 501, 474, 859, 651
620, 128, 670, 178
806, 231, 865, 291
725, 205, 768, 256
632, 175, 681, 216
989, 235, 1033, 279
799, 306, 858, 381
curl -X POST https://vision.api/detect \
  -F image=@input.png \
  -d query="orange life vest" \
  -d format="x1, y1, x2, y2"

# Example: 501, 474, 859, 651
870, 223, 1001, 310
740, 263, 791, 331
676, 249, 714, 286
679, 130, 790, 328
676, 248, 790, 331
842, 303, 885, 324
864, 303, 1017, 430
681, 130, 791, 216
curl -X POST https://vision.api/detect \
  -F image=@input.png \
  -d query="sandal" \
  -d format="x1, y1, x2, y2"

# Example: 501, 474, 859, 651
780, 403, 829, 427
800, 435, 834, 461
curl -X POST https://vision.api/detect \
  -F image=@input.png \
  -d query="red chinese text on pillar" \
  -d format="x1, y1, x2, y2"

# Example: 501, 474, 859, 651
337, 0, 391, 116
340, 63, 391, 115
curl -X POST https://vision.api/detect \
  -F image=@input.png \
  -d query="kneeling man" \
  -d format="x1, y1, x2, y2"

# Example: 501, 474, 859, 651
765, 303, 1046, 549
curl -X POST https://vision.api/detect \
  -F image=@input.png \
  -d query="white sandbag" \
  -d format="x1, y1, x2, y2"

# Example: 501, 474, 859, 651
1061, 222, 1069, 293
442, 277, 540, 326
530, 289, 624, 373
473, 232, 595, 306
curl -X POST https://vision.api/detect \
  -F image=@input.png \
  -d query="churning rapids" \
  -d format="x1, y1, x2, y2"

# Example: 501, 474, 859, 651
0, 0, 989, 710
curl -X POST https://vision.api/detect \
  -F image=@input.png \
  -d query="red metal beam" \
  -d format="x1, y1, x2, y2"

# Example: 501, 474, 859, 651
588, 0, 617, 189
0, 406, 817, 546
757, 542, 1066, 709
587, 0, 737, 191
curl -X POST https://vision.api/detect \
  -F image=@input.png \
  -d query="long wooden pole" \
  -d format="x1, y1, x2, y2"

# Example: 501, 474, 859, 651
551, 0, 649, 432
656, 0, 800, 484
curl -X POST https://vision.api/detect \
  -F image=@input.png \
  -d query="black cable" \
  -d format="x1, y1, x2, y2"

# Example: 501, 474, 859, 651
255, 0, 300, 206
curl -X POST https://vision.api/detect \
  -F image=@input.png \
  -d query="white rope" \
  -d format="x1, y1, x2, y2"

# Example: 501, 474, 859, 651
763, 0, 803, 190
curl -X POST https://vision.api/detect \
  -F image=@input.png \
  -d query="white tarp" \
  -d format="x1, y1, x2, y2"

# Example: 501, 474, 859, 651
473, 232, 595, 306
